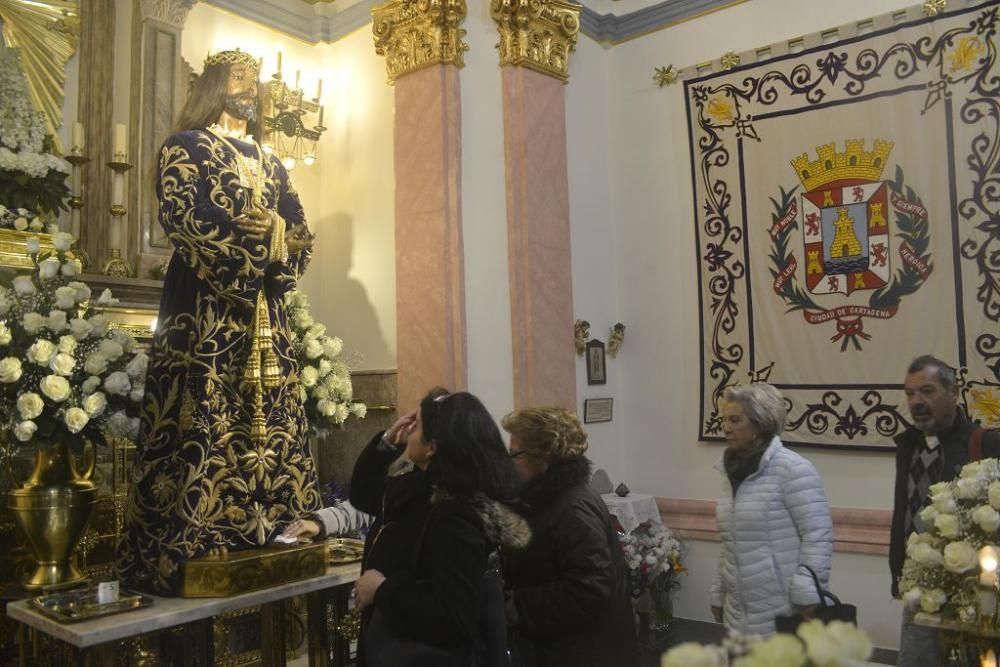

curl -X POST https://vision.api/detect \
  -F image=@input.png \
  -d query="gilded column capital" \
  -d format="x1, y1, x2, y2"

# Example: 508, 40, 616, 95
138, 0, 197, 28
490, 0, 581, 83
371, 0, 469, 84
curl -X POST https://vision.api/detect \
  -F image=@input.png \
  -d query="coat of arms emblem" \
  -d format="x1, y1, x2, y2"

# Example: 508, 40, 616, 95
768, 140, 933, 350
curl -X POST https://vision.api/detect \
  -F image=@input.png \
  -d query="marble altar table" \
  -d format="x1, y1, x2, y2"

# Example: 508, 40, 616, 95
6, 562, 361, 667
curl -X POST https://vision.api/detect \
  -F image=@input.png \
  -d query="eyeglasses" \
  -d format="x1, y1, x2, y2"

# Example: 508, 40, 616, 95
509, 449, 528, 460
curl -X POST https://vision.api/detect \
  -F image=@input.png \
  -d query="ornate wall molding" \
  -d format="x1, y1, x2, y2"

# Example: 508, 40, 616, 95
491, 0, 581, 83
138, 0, 196, 28
656, 497, 891, 556
371, 0, 469, 84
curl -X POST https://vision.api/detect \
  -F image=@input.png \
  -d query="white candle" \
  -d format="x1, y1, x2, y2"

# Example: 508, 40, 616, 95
317, 105, 324, 127
316, 78, 322, 100
113, 123, 127, 159
277, 51, 282, 75
72, 122, 85, 153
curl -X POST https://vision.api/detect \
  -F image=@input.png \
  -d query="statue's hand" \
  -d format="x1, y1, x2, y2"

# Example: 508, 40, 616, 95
235, 207, 272, 240
285, 225, 314, 253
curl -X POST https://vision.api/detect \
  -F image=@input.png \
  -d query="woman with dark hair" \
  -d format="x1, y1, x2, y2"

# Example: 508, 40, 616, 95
347, 389, 530, 666
500, 407, 635, 667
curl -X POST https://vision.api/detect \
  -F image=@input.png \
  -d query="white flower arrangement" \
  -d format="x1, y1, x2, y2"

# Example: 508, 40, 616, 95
661, 620, 873, 667
0, 234, 147, 452
284, 289, 365, 437
898, 457, 1000, 623
0, 48, 70, 224
621, 521, 685, 598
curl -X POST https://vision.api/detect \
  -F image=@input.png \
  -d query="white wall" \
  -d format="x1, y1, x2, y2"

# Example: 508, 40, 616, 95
578, 0, 922, 649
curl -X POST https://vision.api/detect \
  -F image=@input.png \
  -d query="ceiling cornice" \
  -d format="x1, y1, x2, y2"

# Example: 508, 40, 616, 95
203, 0, 743, 46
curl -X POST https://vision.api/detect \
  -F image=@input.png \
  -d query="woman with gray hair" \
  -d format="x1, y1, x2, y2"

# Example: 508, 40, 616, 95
709, 383, 833, 636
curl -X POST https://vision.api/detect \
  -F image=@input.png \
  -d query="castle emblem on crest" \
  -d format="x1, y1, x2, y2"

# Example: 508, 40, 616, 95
768, 139, 933, 351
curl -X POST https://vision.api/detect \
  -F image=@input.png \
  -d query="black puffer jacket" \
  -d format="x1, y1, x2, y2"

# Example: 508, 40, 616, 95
502, 457, 636, 667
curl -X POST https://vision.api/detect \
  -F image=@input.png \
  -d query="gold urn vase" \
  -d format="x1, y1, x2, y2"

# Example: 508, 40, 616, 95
8, 440, 97, 590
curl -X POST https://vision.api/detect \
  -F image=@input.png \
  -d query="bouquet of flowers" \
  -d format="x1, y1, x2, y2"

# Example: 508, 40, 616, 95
0, 49, 70, 221
0, 233, 147, 453
898, 457, 1000, 622
284, 289, 365, 437
620, 521, 685, 629
661, 620, 872, 667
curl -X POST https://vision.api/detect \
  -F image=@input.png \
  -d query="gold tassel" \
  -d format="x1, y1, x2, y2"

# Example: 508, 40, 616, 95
250, 390, 267, 447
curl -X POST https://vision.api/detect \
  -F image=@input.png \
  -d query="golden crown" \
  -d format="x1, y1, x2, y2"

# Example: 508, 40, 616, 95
790, 139, 894, 191
204, 48, 261, 72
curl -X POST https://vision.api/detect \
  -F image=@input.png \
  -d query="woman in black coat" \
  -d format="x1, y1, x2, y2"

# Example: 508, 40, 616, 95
501, 407, 636, 667
349, 389, 530, 666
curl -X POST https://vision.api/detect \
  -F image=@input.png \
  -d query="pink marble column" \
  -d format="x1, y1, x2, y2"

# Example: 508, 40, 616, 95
394, 65, 467, 411
503, 67, 576, 410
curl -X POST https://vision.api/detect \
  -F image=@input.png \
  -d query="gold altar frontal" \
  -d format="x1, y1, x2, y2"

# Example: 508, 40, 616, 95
181, 542, 327, 598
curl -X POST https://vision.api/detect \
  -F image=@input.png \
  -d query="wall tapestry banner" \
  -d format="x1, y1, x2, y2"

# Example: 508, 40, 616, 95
687, 3, 1000, 450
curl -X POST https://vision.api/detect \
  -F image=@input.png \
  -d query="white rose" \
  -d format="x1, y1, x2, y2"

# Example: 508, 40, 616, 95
0, 323, 10, 346
313, 385, 330, 401
38, 258, 59, 280
317, 399, 335, 416
47, 309, 68, 332
973, 505, 1000, 533
322, 336, 343, 358
0, 291, 10, 315
28, 219, 43, 231
126, 351, 149, 379
304, 339, 323, 359
127, 417, 140, 440
317, 359, 332, 377
903, 588, 923, 609
52, 232, 73, 252
933, 492, 958, 514
27, 339, 56, 365
129, 387, 144, 403
82, 392, 107, 417
64, 407, 89, 434
54, 286, 77, 309
12, 275, 35, 296
39, 374, 71, 401
88, 314, 110, 336
935, 513, 961, 538
13, 217, 27, 231
103, 370, 131, 396
957, 477, 983, 500
61, 260, 81, 277
109, 328, 135, 352
96, 289, 118, 306
293, 311, 314, 330
69, 318, 94, 340
16, 392, 44, 420
910, 542, 944, 567
920, 589, 948, 613
351, 403, 367, 419
13, 420, 37, 442
49, 352, 75, 377
105, 411, 131, 438
961, 461, 985, 479
67, 281, 90, 303
82, 375, 101, 395
661, 643, 719, 667
817, 621, 872, 663
307, 323, 327, 339
920, 504, 939, 527
943, 540, 979, 574
99, 339, 124, 361
25, 236, 40, 254
46, 223, 58, 235
989, 481, 1000, 510
300, 366, 318, 387
22, 312, 45, 333
0, 357, 23, 383
334, 403, 349, 423
57, 335, 77, 354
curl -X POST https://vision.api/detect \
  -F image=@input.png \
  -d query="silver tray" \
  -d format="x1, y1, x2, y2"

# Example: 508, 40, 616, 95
29, 587, 153, 623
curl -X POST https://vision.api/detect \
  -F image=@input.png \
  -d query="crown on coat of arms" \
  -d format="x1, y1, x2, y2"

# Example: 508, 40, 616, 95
790, 139, 894, 191
204, 48, 261, 73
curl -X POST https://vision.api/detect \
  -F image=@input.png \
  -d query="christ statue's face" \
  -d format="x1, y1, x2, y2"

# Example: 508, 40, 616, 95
223, 63, 259, 123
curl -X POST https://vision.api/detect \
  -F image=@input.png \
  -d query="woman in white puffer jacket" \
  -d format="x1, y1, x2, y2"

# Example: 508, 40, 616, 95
709, 383, 833, 636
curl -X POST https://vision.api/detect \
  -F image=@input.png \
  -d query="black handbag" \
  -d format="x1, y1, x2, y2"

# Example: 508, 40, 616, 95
774, 565, 857, 634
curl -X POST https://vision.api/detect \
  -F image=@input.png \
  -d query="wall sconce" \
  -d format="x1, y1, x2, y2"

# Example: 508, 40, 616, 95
574, 319, 590, 356
608, 323, 626, 358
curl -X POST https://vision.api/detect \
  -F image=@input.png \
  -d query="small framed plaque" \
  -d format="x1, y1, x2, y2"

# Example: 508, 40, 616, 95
585, 339, 606, 385
583, 397, 613, 424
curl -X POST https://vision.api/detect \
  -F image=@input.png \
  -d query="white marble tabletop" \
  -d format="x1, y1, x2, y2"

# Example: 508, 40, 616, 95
6, 562, 361, 649
601, 492, 662, 533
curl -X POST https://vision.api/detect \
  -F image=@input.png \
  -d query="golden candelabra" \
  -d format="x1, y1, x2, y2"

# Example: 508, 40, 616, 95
103, 158, 133, 278
261, 53, 326, 171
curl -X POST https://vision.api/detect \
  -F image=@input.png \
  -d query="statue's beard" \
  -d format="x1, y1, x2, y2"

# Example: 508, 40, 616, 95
224, 94, 257, 123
